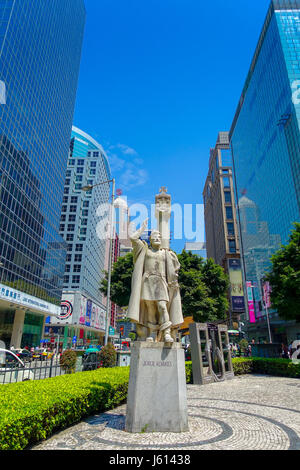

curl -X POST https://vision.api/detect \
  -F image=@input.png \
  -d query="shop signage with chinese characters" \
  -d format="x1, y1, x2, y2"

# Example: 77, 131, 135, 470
0, 282, 61, 316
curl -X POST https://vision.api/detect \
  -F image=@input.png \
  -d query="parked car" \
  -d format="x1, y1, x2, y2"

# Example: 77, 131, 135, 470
0, 349, 34, 384
14, 349, 33, 362
82, 351, 102, 371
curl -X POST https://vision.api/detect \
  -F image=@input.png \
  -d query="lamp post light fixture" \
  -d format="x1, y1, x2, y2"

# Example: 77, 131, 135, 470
81, 178, 116, 346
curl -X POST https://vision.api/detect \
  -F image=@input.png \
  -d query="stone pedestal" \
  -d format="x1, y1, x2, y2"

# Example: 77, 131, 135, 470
125, 341, 189, 433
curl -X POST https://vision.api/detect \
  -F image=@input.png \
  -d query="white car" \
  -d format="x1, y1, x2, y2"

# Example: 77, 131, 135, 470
0, 348, 34, 384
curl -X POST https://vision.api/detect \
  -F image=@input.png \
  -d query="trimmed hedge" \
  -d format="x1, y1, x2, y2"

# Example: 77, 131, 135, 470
0, 367, 130, 450
186, 358, 300, 379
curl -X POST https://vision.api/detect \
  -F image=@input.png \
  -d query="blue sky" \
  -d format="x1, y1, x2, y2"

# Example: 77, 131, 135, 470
73, 0, 271, 253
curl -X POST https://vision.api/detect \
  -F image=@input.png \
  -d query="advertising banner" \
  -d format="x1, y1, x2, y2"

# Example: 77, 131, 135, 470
228, 259, 245, 312
79, 296, 87, 325
262, 281, 272, 308
86, 299, 92, 326
246, 281, 256, 323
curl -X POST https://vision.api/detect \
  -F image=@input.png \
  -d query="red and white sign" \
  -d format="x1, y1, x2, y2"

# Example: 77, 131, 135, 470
60, 300, 73, 320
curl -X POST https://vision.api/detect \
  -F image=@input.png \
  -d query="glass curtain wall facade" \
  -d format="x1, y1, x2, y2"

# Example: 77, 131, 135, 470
0, 0, 86, 305
230, 0, 300, 342
61, 126, 111, 302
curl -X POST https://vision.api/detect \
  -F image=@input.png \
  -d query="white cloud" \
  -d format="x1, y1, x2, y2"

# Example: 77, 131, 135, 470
105, 142, 148, 191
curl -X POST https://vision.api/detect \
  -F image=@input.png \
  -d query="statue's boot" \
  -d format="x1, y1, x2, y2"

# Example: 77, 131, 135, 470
159, 321, 174, 343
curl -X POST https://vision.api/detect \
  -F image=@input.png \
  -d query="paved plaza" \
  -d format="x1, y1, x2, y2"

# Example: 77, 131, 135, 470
33, 375, 300, 451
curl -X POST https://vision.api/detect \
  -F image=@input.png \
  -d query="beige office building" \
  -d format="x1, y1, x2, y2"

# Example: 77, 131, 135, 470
203, 132, 245, 325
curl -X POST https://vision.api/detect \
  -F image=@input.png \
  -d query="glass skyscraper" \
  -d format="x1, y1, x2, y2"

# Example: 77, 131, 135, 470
230, 0, 300, 343
45, 127, 111, 348
0, 0, 85, 348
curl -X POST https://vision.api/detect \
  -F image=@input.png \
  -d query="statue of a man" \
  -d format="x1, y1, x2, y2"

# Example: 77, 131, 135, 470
127, 219, 183, 343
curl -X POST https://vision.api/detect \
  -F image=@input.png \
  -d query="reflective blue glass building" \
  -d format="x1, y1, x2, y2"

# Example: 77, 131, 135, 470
0, 0, 85, 349
230, 0, 300, 343
0, 0, 85, 308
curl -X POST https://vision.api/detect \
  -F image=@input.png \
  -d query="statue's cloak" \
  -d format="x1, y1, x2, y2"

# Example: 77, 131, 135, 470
127, 240, 183, 328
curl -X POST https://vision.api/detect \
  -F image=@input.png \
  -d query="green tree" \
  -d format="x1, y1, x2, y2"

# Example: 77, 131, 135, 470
100, 253, 134, 307
266, 222, 300, 321
178, 251, 229, 322
101, 249, 229, 323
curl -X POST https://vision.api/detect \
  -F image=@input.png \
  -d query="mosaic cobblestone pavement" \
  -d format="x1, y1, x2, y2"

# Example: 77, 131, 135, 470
33, 375, 300, 450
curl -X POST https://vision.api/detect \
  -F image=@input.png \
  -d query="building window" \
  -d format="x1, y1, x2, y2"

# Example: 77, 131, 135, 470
83, 201, 89, 208
74, 254, 82, 262
80, 228, 87, 235
64, 188, 69, 195
75, 244, 83, 252
63, 196, 68, 203
65, 265, 71, 273
63, 275, 69, 284
77, 159, 84, 166
72, 275, 80, 284
215, 155, 219, 170
73, 265, 81, 273
82, 209, 88, 217
70, 205, 77, 213
90, 169, 96, 175
226, 206, 233, 220
69, 214, 76, 222
67, 244, 73, 252
60, 215, 66, 222
66, 254, 72, 262
65, 179, 70, 186
71, 197, 78, 203
76, 167, 84, 174
67, 224, 75, 232
62, 205, 67, 213
81, 218, 88, 226
229, 239, 236, 253
66, 234, 74, 241
223, 176, 230, 188
221, 149, 232, 166
75, 184, 82, 190
224, 191, 232, 203
66, 170, 71, 177
59, 224, 65, 232
90, 161, 97, 168
69, 159, 75, 166
76, 176, 83, 182
227, 223, 235, 236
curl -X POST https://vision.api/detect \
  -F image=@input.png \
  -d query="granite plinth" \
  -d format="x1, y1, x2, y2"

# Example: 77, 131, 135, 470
125, 341, 189, 433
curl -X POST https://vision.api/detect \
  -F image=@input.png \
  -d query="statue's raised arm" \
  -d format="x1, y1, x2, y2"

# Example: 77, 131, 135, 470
129, 218, 149, 242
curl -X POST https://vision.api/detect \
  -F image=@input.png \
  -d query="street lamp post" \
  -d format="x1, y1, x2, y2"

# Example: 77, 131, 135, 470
81, 178, 116, 346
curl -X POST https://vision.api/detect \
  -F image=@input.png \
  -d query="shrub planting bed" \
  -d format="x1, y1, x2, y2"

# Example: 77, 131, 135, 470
1, 358, 299, 450
185, 357, 300, 382
0, 367, 130, 450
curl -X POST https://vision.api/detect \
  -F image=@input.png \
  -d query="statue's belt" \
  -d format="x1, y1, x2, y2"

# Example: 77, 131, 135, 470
143, 272, 166, 279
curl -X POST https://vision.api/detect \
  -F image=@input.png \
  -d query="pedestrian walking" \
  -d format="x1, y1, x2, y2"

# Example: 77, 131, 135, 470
281, 343, 289, 359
